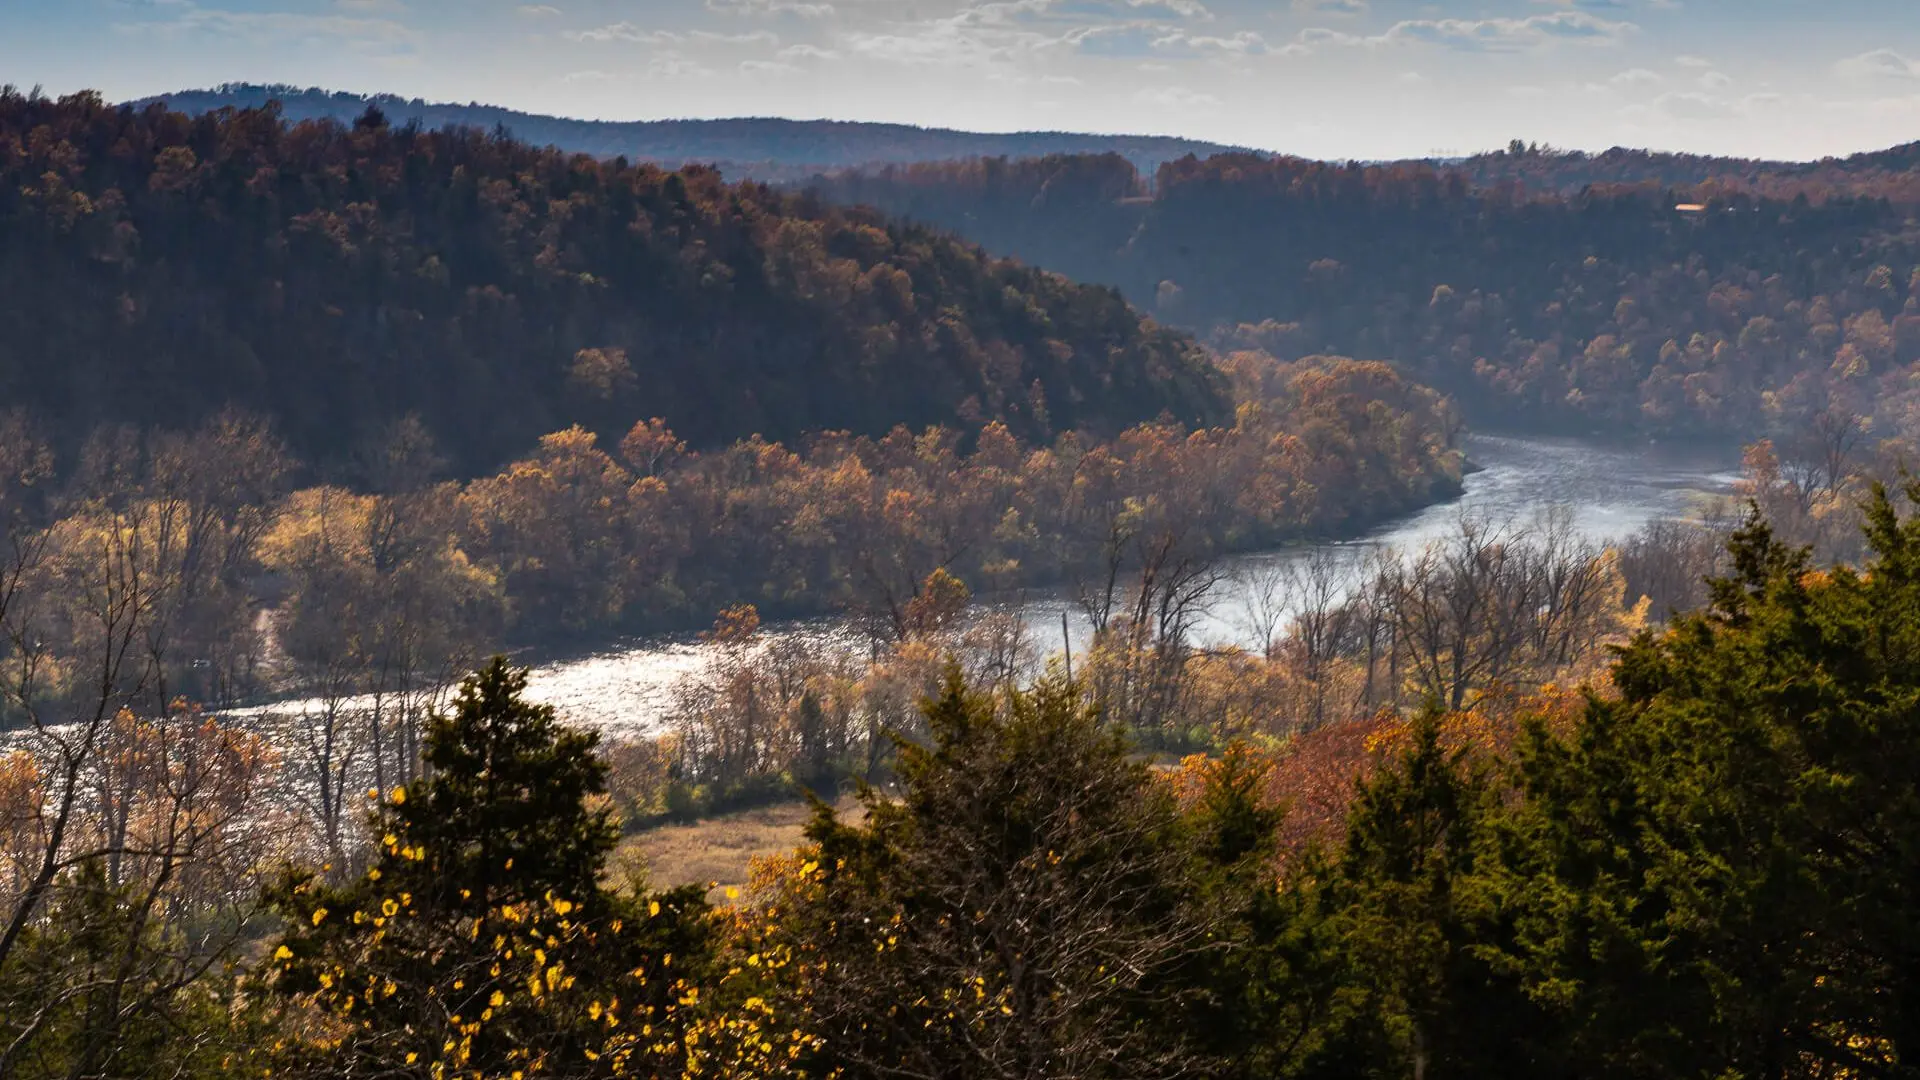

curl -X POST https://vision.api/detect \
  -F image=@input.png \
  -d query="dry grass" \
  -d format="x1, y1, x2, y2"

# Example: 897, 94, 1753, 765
619, 797, 862, 898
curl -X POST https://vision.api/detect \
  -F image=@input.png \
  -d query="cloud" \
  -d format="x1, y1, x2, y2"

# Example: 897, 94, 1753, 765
1134, 85, 1221, 108
1836, 49, 1920, 84
1655, 91, 1735, 121
777, 42, 841, 61
1533, 0, 1680, 8
1586, 66, 1660, 93
566, 22, 667, 43
113, 2, 417, 51
839, 0, 1211, 70
516, 4, 562, 15
1073, 22, 1265, 58
706, 0, 835, 16
1171, 30, 1265, 55
1121, 0, 1210, 17
1674, 54, 1711, 67
1291, 0, 1364, 13
1284, 26, 1363, 51
1696, 70, 1731, 89
334, 0, 405, 11
566, 23, 778, 47
1288, 11, 1635, 54
1385, 12, 1635, 51
1038, 0, 1213, 21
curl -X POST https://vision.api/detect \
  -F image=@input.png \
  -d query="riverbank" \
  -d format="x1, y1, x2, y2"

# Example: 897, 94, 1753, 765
501, 433, 1740, 734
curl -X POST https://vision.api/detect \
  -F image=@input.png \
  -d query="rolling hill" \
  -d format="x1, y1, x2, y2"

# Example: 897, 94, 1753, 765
134, 84, 1259, 184
0, 89, 1227, 476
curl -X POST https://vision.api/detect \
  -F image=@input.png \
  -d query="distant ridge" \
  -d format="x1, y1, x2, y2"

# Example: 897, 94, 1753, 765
131, 84, 1262, 182
1439, 139, 1920, 194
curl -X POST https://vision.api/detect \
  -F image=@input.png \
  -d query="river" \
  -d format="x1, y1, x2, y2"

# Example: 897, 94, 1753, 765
519, 434, 1741, 734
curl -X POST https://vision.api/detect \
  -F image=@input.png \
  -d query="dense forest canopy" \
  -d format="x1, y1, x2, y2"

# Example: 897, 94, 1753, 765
135, 85, 1257, 184
814, 151, 1920, 443
1443, 138, 1920, 200
0, 89, 1226, 476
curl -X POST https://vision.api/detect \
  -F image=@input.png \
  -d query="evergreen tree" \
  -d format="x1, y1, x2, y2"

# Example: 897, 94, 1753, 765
1180, 745, 1347, 1080
780, 666, 1218, 1080
1305, 706, 1538, 1080
264, 657, 715, 1079
398, 656, 620, 915
1493, 500, 1920, 1077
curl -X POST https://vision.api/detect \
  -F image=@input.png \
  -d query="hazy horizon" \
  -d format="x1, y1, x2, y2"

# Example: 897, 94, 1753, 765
3, 1, 1917, 163
125, 81, 1920, 165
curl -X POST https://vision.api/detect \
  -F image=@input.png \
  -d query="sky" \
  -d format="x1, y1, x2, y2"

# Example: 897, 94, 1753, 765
3, 0, 1919, 161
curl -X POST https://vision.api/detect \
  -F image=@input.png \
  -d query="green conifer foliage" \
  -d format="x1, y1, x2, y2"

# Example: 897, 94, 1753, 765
263, 657, 713, 1079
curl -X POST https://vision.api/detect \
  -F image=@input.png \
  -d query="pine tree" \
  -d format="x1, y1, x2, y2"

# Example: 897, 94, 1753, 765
264, 657, 714, 1079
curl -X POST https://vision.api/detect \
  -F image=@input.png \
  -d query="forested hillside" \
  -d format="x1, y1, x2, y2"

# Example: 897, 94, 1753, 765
1441, 138, 1920, 199
136, 85, 1253, 184
815, 152, 1920, 443
0, 90, 1226, 475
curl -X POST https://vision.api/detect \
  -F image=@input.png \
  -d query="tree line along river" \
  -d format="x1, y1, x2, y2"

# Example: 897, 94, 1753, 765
518, 433, 1741, 734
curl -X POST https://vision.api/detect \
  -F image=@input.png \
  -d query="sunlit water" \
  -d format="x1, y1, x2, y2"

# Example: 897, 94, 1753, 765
510, 434, 1740, 735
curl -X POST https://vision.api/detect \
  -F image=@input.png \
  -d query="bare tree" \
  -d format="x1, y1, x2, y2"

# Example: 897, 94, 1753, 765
1284, 545, 1357, 728
1232, 557, 1295, 659
0, 418, 291, 1076
1619, 516, 1732, 620
0, 501, 162, 980
1085, 530, 1223, 742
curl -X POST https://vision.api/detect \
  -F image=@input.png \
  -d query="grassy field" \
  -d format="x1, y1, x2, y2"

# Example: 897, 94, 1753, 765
621, 797, 861, 897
